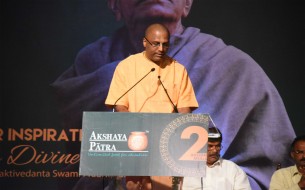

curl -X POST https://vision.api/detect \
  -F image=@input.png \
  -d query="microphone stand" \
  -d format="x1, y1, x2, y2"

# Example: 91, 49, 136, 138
157, 76, 181, 189
158, 76, 178, 113
172, 177, 182, 190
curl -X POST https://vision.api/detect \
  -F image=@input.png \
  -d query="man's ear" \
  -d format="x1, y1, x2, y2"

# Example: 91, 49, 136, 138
290, 151, 294, 159
143, 38, 147, 48
107, 0, 122, 21
182, 0, 193, 18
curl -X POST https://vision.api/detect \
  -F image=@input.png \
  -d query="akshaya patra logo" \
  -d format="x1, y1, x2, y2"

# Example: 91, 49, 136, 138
88, 131, 149, 158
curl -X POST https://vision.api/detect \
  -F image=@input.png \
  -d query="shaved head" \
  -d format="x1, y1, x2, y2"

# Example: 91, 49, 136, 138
145, 23, 170, 39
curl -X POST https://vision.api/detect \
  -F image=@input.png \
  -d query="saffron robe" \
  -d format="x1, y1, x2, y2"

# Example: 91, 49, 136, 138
105, 52, 198, 112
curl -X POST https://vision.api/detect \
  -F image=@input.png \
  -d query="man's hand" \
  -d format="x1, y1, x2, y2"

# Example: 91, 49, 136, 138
114, 105, 129, 112
177, 107, 191, 113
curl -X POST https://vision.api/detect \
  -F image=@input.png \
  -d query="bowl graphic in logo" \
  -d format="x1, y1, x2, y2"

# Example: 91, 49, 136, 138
128, 131, 148, 151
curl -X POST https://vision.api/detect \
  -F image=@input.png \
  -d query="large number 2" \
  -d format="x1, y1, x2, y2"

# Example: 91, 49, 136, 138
179, 126, 208, 161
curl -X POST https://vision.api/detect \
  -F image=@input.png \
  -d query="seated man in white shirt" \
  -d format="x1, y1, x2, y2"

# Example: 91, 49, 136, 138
182, 127, 251, 190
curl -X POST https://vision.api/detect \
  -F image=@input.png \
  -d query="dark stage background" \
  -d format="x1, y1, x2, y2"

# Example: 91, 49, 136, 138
1, 0, 304, 189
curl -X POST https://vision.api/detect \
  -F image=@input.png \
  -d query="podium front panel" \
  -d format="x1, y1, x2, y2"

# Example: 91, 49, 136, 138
79, 112, 209, 177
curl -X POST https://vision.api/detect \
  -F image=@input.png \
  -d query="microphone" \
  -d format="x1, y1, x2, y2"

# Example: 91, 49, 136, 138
158, 76, 178, 113
112, 68, 155, 112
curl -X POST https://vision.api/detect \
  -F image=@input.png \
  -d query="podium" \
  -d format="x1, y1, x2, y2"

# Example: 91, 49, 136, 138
79, 112, 211, 177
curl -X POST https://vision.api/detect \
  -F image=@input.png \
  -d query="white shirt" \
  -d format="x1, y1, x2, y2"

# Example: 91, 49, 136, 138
182, 158, 251, 190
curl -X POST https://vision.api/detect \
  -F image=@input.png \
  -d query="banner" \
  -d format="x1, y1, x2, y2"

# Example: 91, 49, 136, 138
2, 1, 303, 189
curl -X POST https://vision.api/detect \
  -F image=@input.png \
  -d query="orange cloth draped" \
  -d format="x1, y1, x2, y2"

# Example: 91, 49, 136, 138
105, 52, 198, 112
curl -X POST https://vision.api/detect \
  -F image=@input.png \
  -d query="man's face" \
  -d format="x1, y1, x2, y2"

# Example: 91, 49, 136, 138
143, 29, 169, 64
207, 141, 221, 166
117, 0, 190, 26
291, 140, 305, 174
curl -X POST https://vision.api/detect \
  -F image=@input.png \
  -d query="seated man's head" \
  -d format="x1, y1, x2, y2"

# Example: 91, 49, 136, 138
290, 135, 305, 174
207, 127, 222, 166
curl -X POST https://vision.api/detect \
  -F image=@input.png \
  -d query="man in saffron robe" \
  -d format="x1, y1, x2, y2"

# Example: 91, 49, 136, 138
105, 23, 198, 189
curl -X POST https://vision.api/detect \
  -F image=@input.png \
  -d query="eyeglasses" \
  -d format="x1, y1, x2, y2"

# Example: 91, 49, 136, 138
293, 150, 305, 155
144, 37, 169, 49
207, 144, 222, 151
